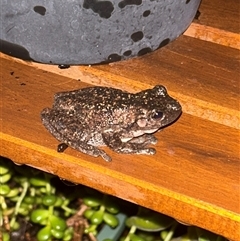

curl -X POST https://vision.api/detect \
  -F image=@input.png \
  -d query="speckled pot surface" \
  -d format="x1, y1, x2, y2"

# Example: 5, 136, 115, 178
0, 0, 200, 65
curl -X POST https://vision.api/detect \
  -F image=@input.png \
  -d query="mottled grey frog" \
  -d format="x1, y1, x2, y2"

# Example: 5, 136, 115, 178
41, 85, 181, 162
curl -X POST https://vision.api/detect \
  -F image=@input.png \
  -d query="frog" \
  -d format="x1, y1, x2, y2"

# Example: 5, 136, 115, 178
41, 85, 182, 162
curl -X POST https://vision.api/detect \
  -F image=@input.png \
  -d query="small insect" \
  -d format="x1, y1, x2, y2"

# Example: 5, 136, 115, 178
41, 85, 182, 161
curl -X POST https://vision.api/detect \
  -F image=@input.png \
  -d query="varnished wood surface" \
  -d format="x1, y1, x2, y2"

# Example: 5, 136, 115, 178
197, 0, 239, 34
184, 0, 240, 49
1, 0, 240, 240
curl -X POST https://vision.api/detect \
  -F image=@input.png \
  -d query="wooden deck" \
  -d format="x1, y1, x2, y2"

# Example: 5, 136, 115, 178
1, 0, 239, 240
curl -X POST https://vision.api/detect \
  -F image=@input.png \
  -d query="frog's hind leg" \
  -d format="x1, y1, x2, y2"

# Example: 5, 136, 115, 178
41, 109, 111, 161
41, 108, 65, 143
41, 109, 71, 153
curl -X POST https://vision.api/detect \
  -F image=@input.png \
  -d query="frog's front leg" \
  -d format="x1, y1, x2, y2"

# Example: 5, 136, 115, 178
102, 133, 156, 155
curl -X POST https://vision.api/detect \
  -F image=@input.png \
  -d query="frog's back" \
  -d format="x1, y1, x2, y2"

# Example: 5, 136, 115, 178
55, 87, 127, 100
53, 86, 133, 110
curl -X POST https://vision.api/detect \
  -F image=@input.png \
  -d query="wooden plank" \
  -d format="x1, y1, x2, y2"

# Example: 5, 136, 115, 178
184, 23, 240, 50
197, 0, 240, 34
2, 35, 238, 129
184, 0, 240, 49
0, 56, 239, 240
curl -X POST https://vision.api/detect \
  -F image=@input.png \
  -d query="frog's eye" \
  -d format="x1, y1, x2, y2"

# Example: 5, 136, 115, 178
152, 111, 164, 119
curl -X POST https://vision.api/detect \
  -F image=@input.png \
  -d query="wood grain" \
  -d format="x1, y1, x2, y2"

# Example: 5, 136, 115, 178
184, 23, 240, 50
196, 0, 240, 34
1, 57, 239, 240
184, 0, 240, 48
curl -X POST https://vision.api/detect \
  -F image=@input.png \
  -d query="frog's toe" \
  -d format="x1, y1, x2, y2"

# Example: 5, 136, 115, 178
149, 136, 158, 145
91, 148, 112, 162
99, 150, 112, 162
143, 148, 156, 155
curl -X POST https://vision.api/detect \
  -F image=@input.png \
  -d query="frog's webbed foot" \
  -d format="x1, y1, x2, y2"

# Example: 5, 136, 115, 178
74, 144, 111, 162
103, 133, 157, 155
119, 146, 156, 155
133, 147, 156, 155
114, 143, 156, 155
118, 145, 156, 155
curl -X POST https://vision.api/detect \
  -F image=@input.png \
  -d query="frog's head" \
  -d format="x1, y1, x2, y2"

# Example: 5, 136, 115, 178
126, 85, 182, 137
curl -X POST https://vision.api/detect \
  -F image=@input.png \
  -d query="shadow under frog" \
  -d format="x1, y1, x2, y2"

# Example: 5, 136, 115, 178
41, 85, 182, 162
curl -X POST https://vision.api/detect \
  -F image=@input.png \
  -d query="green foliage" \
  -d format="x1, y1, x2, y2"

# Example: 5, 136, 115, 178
0, 158, 74, 241
0, 157, 229, 241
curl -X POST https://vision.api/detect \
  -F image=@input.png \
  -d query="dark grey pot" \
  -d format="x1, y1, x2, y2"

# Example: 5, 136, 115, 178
0, 0, 201, 65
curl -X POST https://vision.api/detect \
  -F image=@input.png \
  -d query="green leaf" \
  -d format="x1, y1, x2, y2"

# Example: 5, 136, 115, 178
0, 184, 10, 195
90, 210, 104, 225
43, 195, 57, 206
83, 196, 102, 207
30, 209, 49, 224
49, 215, 67, 231
83, 209, 95, 219
37, 226, 52, 241
126, 212, 174, 231
103, 212, 119, 228
29, 177, 48, 187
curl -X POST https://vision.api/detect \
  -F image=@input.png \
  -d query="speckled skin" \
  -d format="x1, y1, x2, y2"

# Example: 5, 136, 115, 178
41, 85, 182, 161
